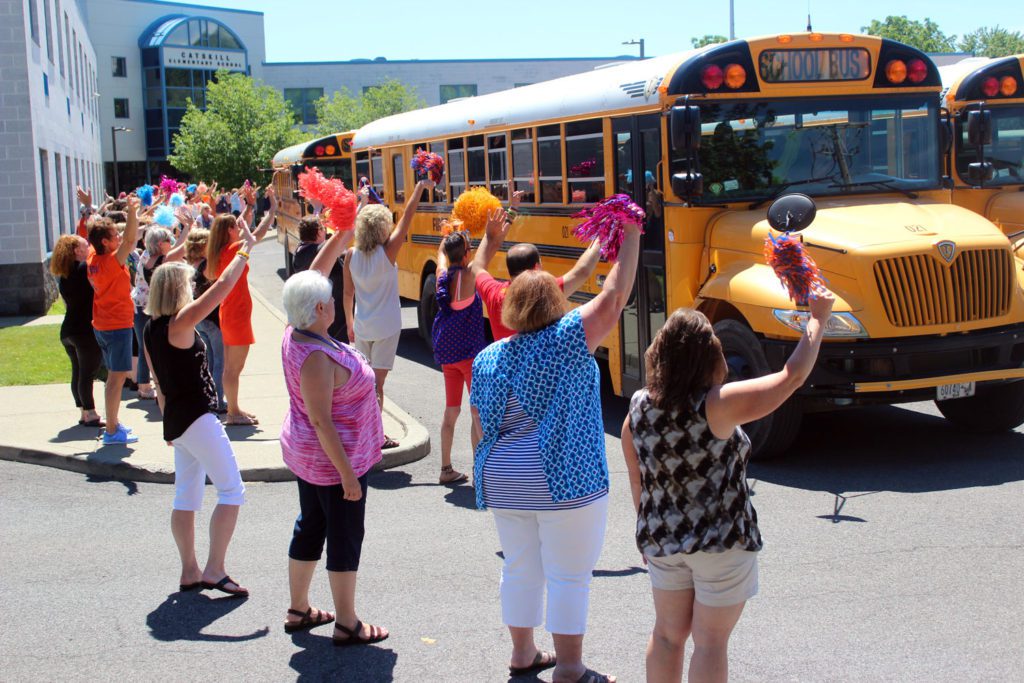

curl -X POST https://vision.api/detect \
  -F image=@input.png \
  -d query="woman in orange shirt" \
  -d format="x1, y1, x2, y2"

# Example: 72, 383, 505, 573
205, 186, 277, 425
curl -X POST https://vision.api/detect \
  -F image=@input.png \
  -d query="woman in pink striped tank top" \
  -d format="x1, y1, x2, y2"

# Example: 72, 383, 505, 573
278, 226, 388, 646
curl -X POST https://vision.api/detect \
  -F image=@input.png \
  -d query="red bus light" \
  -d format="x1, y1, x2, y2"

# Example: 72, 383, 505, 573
315, 145, 325, 155
1000, 76, 1018, 96
885, 60, 907, 84
701, 64, 724, 90
907, 59, 928, 84
982, 76, 1000, 97
724, 64, 747, 89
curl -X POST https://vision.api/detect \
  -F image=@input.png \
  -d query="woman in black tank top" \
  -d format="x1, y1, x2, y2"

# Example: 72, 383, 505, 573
143, 225, 255, 598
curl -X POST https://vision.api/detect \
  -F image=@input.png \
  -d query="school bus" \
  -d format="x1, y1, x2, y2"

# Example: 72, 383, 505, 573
271, 131, 355, 275
940, 55, 1024, 236
349, 33, 1024, 456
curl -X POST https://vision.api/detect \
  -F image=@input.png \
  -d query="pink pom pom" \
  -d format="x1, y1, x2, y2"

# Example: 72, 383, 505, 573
411, 148, 445, 184
764, 232, 825, 305
571, 194, 645, 262
159, 175, 178, 196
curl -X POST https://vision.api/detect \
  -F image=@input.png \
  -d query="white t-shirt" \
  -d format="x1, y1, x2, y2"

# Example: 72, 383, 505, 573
349, 245, 401, 341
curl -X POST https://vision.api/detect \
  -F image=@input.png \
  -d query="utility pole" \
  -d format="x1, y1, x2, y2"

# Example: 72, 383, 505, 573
622, 38, 645, 59
730, 0, 735, 40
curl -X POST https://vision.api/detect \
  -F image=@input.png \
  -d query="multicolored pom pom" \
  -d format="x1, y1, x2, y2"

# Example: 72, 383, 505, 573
411, 149, 445, 184
571, 194, 645, 262
153, 204, 176, 228
159, 176, 178, 196
764, 232, 825, 305
452, 187, 502, 236
135, 185, 154, 207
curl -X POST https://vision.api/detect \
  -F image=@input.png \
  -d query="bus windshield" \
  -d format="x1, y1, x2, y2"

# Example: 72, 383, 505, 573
687, 94, 940, 203
955, 105, 1024, 186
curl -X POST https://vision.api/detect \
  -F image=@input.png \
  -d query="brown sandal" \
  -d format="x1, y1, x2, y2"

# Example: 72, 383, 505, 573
284, 607, 335, 633
332, 619, 389, 647
439, 465, 468, 484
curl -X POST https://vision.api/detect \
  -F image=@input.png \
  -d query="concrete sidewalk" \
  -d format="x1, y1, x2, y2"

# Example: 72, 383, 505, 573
0, 283, 430, 483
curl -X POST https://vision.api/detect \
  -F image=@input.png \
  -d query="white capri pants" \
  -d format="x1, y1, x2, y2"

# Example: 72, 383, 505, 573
491, 495, 608, 635
172, 412, 245, 511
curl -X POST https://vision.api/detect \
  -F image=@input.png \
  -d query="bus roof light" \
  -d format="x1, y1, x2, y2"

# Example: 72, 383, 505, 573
808, 33, 824, 42
1000, 76, 1018, 97
907, 59, 928, 84
981, 76, 1000, 97
885, 59, 907, 84
777, 35, 792, 44
724, 64, 746, 89
701, 64, 724, 90
839, 34, 855, 43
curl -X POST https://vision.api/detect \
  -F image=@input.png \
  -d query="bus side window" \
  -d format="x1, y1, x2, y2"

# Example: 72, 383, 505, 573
430, 141, 447, 202
537, 124, 563, 203
448, 138, 466, 199
566, 119, 604, 203
392, 153, 405, 203
371, 151, 384, 198
356, 151, 370, 191
488, 133, 509, 200
511, 128, 536, 203
467, 135, 486, 189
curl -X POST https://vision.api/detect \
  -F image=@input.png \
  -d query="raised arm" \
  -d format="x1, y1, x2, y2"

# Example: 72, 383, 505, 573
469, 207, 511, 279
705, 290, 834, 439
435, 240, 449, 280
251, 186, 277, 241
579, 225, 641, 353
384, 179, 433, 264
165, 208, 194, 263
116, 197, 142, 265
310, 225, 354, 278
172, 229, 258, 331
561, 239, 601, 297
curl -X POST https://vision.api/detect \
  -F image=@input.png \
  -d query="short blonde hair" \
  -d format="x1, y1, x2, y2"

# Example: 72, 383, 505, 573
282, 270, 332, 329
502, 270, 566, 334
146, 261, 195, 318
185, 228, 209, 265
354, 205, 392, 252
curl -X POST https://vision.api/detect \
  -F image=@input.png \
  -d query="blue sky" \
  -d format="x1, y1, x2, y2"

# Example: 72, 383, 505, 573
180, 0, 1022, 62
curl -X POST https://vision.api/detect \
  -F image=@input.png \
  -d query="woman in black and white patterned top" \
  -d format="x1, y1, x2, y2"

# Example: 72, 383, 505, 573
622, 290, 833, 683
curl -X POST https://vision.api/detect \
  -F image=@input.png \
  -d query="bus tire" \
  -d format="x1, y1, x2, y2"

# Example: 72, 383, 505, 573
935, 381, 1024, 433
418, 273, 437, 351
713, 319, 802, 459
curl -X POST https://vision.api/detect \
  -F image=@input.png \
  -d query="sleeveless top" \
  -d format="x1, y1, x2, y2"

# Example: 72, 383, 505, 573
628, 388, 762, 557
280, 327, 383, 485
432, 266, 486, 366
348, 245, 401, 341
143, 316, 218, 442
59, 262, 94, 339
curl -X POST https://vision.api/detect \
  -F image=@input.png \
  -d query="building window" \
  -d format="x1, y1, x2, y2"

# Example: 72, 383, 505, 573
284, 88, 323, 125
54, 153, 66, 238
39, 150, 53, 251
114, 98, 129, 118
55, 0, 63, 75
29, 0, 40, 44
43, 0, 53, 62
112, 56, 127, 78
440, 84, 477, 104
63, 13, 70, 81
42, 73, 49, 97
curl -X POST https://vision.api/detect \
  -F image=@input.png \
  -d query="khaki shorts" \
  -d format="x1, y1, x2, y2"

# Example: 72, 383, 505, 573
646, 547, 759, 607
354, 331, 401, 370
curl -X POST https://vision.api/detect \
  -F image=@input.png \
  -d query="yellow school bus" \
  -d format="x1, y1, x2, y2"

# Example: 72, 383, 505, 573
271, 131, 355, 274
350, 33, 1024, 456
941, 55, 1024, 236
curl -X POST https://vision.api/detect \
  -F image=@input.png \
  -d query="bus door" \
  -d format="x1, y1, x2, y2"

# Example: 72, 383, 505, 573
613, 113, 666, 396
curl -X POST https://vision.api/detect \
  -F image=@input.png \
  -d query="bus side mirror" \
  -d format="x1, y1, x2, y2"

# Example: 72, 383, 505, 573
767, 193, 817, 232
968, 162, 994, 184
939, 118, 952, 154
967, 109, 992, 146
670, 105, 702, 152
671, 172, 703, 199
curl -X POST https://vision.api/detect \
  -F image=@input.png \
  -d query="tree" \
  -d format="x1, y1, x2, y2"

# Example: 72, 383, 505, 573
692, 34, 728, 48
169, 70, 304, 188
959, 26, 1024, 58
862, 16, 957, 53
314, 78, 426, 136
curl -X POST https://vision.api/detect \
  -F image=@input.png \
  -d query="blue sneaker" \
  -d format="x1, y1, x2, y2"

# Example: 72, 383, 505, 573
103, 424, 139, 445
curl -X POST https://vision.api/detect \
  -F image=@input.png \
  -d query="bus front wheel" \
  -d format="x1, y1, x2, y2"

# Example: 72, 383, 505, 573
418, 273, 437, 351
935, 381, 1024, 432
713, 319, 802, 459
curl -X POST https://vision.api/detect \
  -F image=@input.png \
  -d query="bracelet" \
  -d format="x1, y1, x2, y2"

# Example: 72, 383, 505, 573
506, 208, 519, 220
236, 250, 250, 261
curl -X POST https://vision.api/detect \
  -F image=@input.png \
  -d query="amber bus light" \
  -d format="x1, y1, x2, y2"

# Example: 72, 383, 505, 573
702, 64, 725, 90
724, 64, 747, 89
1000, 76, 1018, 96
885, 59, 907, 84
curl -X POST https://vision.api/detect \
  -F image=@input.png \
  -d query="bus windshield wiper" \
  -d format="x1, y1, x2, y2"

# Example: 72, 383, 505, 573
748, 175, 839, 210
829, 179, 918, 199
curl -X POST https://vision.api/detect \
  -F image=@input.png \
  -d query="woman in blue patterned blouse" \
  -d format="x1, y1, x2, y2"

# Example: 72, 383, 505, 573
470, 222, 641, 683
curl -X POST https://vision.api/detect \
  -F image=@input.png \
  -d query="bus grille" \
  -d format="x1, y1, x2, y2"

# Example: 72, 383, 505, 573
873, 249, 1014, 327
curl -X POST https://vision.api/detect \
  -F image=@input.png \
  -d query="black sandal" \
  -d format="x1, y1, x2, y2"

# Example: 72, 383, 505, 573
200, 575, 249, 597
284, 607, 335, 633
509, 650, 556, 676
332, 619, 389, 646
575, 669, 615, 683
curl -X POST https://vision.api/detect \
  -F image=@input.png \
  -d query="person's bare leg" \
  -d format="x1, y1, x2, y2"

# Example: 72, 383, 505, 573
171, 509, 201, 586
222, 344, 251, 419
551, 634, 610, 683
103, 370, 129, 435
647, 587, 695, 683
328, 570, 388, 641
509, 625, 543, 669
688, 601, 745, 683
286, 558, 334, 626
201, 503, 243, 590
372, 368, 389, 410
440, 406, 460, 469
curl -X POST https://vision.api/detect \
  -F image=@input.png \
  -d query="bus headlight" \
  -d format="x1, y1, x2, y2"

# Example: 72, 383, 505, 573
772, 310, 868, 337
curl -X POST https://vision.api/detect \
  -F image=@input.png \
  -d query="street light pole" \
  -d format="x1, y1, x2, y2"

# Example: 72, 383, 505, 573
622, 38, 645, 59
730, 0, 735, 40
110, 126, 131, 196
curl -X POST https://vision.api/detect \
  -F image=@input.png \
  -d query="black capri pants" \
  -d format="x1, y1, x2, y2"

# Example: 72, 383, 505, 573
61, 333, 102, 411
289, 473, 369, 572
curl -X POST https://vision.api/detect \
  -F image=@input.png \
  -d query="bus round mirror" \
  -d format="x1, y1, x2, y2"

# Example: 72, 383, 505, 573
767, 193, 817, 232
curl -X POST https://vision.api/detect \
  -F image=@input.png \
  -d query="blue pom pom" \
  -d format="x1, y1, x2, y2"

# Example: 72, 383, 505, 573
186, 184, 197, 194
169, 192, 185, 208
153, 205, 176, 227
136, 185, 154, 207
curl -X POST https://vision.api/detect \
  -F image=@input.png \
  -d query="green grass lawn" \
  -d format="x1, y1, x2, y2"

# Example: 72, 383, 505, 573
48, 298, 66, 316
0, 325, 70, 386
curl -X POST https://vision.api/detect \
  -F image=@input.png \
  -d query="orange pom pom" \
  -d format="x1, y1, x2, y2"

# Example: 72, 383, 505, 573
452, 187, 501, 236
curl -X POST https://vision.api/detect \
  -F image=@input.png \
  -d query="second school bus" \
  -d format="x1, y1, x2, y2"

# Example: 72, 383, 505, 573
346, 33, 1024, 456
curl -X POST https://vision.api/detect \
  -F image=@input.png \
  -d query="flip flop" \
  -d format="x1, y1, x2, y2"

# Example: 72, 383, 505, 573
224, 414, 258, 426
382, 435, 399, 449
79, 418, 106, 428
284, 607, 335, 634
178, 582, 202, 592
332, 619, 388, 647
509, 650, 556, 677
575, 669, 615, 683
200, 575, 249, 597
439, 466, 468, 485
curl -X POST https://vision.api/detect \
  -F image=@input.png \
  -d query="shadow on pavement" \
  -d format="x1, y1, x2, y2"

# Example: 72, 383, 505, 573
49, 424, 103, 444
288, 630, 397, 682
396, 326, 436, 372
147, 592, 268, 642
85, 472, 139, 495
750, 404, 1024, 495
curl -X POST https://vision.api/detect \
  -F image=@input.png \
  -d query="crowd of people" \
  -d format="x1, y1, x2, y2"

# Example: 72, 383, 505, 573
56, 176, 834, 682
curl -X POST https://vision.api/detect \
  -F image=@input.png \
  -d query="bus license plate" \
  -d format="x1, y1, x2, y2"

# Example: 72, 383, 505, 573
936, 382, 975, 401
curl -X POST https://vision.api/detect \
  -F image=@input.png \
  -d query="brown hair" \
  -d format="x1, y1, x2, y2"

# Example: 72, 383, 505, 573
87, 217, 117, 254
501, 270, 566, 334
205, 213, 236, 278
645, 308, 727, 411
185, 227, 209, 265
442, 230, 470, 265
49, 235, 80, 278
298, 216, 322, 242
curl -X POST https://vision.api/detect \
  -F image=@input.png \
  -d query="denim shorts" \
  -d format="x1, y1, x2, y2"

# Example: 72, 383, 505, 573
93, 327, 133, 372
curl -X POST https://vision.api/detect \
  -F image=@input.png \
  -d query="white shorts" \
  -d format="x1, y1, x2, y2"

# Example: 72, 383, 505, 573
172, 412, 245, 511
646, 547, 759, 607
354, 331, 401, 370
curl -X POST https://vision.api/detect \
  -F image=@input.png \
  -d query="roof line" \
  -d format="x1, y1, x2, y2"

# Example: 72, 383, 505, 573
262, 56, 644, 67
125, 0, 263, 16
